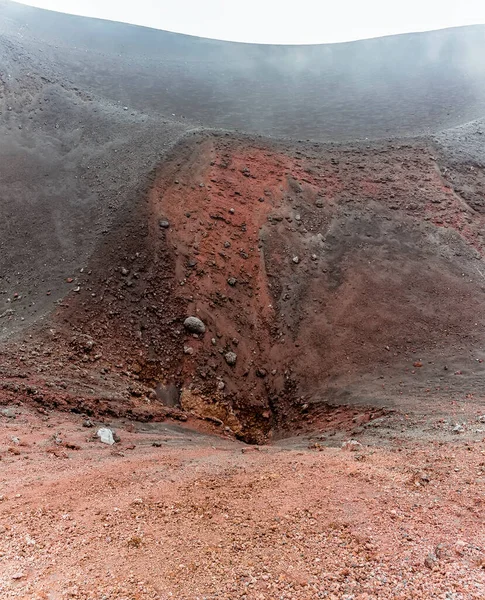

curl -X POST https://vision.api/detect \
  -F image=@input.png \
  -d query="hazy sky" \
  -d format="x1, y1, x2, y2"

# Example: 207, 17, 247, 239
15, 0, 485, 44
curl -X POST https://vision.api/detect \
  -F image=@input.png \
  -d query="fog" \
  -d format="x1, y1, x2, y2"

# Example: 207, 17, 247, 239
13, 0, 485, 44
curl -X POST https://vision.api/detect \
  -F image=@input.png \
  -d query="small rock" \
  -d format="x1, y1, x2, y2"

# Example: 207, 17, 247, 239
477, 415, 485, 423
184, 316, 206, 334
256, 368, 267, 378
205, 415, 224, 426
435, 543, 449, 560
83, 419, 94, 428
341, 439, 363, 451
183, 346, 194, 355
292, 256, 300, 264
227, 277, 237, 286
97, 428, 116, 445
455, 540, 467, 556
217, 380, 225, 390
158, 219, 170, 229
452, 423, 465, 434
84, 339, 95, 352
225, 352, 237, 366
424, 552, 437, 569
120, 267, 129, 276
0, 408, 16, 418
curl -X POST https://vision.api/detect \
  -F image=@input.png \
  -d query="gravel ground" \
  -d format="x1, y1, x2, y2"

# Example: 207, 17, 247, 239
0, 407, 485, 599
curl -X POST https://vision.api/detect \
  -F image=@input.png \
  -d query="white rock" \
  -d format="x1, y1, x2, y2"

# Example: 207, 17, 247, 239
224, 352, 237, 366
452, 423, 465, 434
97, 428, 115, 445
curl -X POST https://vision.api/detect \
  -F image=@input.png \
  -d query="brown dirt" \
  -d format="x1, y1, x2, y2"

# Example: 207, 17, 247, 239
1, 406, 485, 599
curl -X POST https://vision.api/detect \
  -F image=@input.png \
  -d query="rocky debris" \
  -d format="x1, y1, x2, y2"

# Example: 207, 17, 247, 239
6, 131, 485, 447
224, 351, 237, 366
183, 316, 206, 334
97, 428, 116, 445
477, 415, 485, 423
83, 419, 94, 428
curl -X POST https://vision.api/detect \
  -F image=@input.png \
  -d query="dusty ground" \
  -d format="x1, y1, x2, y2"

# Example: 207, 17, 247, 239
1, 407, 485, 599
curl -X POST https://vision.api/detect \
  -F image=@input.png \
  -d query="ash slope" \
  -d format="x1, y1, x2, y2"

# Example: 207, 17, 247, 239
1, 1, 485, 336
2, 0, 485, 143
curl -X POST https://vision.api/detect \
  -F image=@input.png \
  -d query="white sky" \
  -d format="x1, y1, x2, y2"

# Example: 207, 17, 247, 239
14, 0, 485, 44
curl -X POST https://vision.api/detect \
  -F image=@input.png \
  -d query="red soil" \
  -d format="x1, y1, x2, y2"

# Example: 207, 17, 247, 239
1, 407, 485, 599
2, 132, 485, 442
